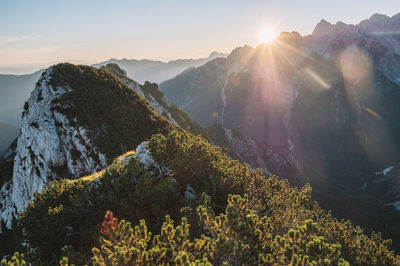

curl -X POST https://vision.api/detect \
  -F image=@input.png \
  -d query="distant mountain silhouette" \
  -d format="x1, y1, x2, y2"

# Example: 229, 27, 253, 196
92, 52, 227, 83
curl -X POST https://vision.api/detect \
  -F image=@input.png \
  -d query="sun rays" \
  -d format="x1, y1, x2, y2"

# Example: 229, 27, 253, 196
232, 30, 397, 174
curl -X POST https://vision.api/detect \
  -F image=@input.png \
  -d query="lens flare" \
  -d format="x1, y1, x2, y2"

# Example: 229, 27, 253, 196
304, 67, 331, 89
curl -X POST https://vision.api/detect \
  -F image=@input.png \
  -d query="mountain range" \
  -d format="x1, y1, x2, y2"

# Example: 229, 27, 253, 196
92, 51, 227, 84
1, 12, 400, 263
160, 12, 400, 246
0, 61, 398, 264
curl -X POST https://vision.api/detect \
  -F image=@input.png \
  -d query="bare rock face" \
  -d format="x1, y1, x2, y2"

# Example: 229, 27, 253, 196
0, 68, 107, 227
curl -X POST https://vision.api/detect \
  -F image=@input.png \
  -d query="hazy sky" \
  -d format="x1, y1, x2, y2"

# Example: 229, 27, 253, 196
1, 0, 399, 74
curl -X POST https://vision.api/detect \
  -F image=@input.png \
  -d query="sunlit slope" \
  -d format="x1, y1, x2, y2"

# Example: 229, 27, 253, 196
4, 130, 399, 264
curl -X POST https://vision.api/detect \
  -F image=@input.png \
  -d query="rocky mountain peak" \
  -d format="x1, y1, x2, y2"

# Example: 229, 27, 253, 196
275, 31, 303, 45
369, 13, 391, 23
0, 63, 174, 227
208, 51, 228, 58
312, 19, 333, 35
359, 13, 400, 34
392, 13, 400, 21
101, 63, 127, 78
227, 45, 254, 64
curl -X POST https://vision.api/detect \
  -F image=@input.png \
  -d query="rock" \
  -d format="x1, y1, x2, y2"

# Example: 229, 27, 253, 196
0, 68, 107, 227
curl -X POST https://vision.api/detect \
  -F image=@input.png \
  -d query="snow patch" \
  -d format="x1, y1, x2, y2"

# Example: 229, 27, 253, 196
375, 166, 394, 176
384, 200, 400, 211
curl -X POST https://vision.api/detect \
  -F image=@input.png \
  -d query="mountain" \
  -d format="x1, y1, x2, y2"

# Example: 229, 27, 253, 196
0, 62, 398, 265
204, 124, 299, 179
312, 13, 400, 37
307, 13, 400, 84
0, 63, 175, 227
160, 13, 400, 247
92, 52, 228, 83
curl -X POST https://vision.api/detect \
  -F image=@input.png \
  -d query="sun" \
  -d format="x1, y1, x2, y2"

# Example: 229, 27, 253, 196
259, 28, 277, 44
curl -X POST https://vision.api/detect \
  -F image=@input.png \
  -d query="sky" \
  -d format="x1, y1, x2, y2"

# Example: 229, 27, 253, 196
0, 0, 399, 74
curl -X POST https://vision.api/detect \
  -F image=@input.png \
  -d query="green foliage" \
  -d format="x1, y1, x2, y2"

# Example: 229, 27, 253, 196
196, 194, 274, 264
92, 213, 211, 265
91, 195, 349, 265
0, 252, 27, 266
6, 130, 400, 265
15, 156, 179, 263
147, 130, 263, 207
274, 219, 349, 265
92, 216, 152, 265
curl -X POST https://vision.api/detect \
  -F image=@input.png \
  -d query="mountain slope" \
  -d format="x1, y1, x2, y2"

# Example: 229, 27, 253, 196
101, 63, 204, 135
92, 52, 227, 83
159, 13, 400, 248
3, 130, 399, 264
0, 63, 174, 227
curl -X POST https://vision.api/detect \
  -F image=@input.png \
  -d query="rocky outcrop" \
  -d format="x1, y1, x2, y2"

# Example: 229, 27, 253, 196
0, 68, 108, 227
312, 19, 334, 35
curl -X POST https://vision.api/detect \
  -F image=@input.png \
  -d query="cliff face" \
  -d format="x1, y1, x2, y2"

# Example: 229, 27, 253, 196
0, 63, 174, 227
0, 68, 108, 227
